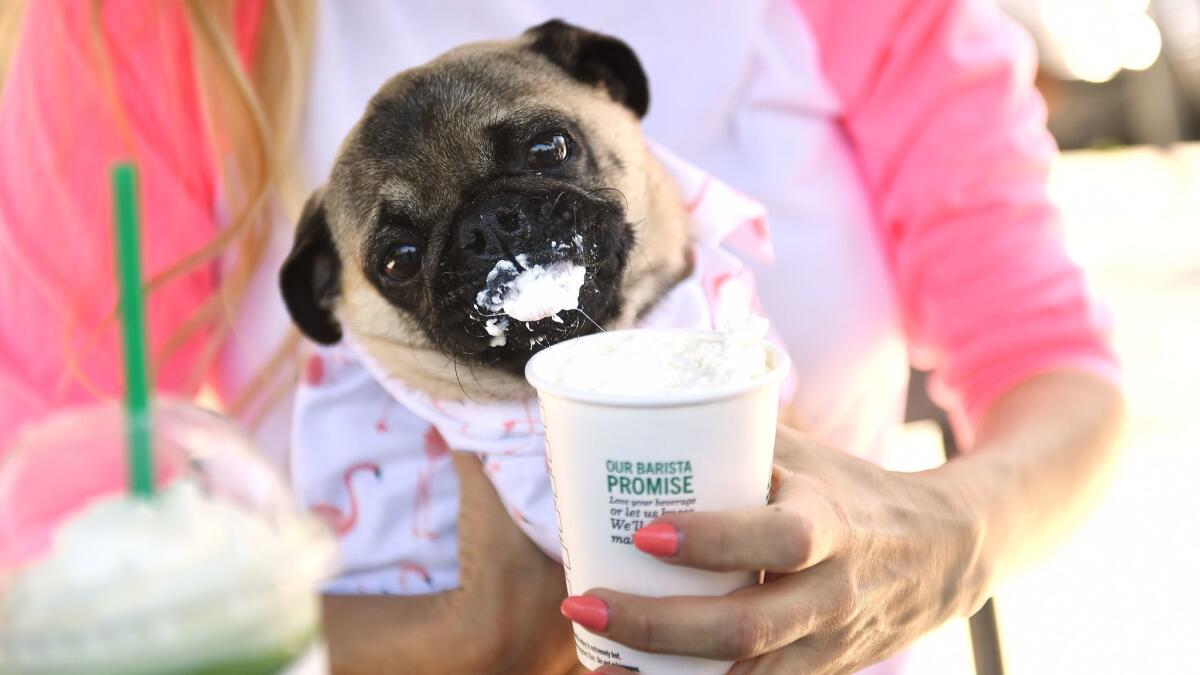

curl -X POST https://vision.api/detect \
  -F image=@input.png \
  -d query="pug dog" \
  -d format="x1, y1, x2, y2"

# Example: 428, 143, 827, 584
281, 19, 691, 400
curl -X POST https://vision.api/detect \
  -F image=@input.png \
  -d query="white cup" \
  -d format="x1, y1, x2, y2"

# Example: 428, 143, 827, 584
526, 329, 790, 675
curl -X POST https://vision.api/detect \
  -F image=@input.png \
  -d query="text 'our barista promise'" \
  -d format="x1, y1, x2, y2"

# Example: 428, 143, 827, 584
605, 460, 695, 496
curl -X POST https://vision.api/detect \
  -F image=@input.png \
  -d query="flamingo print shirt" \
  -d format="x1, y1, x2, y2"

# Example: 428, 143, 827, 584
290, 147, 787, 595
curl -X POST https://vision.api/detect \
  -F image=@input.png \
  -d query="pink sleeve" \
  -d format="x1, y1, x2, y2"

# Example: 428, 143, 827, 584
793, 0, 1119, 445
0, 1, 261, 447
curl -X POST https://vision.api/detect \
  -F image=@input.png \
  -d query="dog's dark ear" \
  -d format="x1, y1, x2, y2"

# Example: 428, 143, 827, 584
526, 19, 649, 118
280, 190, 342, 345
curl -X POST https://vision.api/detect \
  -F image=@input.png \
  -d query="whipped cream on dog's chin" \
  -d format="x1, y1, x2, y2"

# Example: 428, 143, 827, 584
0, 480, 334, 675
475, 253, 587, 347
540, 315, 772, 394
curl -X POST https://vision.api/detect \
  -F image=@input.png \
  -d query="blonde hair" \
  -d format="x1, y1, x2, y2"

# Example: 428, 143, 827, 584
0, 1, 24, 90
2, 1, 316, 426
172, 0, 315, 424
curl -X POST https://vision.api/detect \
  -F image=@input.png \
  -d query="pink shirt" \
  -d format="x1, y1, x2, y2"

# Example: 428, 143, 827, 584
0, 0, 1115, 456
0, 2, 1118, 673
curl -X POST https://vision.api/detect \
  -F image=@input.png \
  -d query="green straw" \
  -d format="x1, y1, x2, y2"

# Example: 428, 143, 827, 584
112, 162, 154, 499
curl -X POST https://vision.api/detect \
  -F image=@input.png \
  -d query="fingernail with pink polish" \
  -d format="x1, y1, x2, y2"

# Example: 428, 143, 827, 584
561, 595, 609, 632
633, 522, 679, 557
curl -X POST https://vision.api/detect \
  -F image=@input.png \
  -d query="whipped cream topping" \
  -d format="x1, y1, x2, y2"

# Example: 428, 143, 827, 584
0, 480, 335, 675
534, 316, 772, 395
475, 254, 587, 345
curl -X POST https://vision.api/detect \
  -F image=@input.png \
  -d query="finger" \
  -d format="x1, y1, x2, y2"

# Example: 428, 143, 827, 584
632, 473, 846, 573
569, 571, 831, 662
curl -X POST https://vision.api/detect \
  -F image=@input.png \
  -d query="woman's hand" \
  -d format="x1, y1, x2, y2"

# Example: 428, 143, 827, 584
569, 425, 987, 674
324, 451, 582, 675
571, 371, 1123, 674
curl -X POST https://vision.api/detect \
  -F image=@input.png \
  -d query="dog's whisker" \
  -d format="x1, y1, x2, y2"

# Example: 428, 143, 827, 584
572, 307, 605, 332
450, 355, 480, 403
587, 186, 630, 211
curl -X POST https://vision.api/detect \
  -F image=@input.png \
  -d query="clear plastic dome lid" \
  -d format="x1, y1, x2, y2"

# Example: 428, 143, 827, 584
0, 400, 336, 675
0, 399, 311, 571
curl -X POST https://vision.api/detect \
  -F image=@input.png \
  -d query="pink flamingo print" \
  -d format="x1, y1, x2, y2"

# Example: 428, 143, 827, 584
303, 354, 325, 386
375, 396, 393, 432
748, 215, 768, 239
424, 426, 450, 461
511, 507, 532, 528
412, 427, 449, 540
684, 175, 712, 213
310, 461, 382, 537
398, 561, 433, 591
704, 271, 737, 327
521, 399, 536, 433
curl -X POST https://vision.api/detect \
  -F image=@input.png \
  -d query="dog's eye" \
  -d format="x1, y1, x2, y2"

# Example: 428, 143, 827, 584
382, 244, 421, 281
527, 132, 571, 169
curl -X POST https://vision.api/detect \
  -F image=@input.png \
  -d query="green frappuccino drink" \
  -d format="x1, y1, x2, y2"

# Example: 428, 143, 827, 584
0, 401, 337, 675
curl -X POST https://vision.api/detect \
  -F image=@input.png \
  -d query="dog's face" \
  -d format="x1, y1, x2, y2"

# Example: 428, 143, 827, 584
281, 20, 689, 399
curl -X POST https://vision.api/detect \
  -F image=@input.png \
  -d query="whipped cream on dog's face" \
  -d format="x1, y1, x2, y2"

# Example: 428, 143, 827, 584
538, 316, 771, 395
476, 254, 587, 345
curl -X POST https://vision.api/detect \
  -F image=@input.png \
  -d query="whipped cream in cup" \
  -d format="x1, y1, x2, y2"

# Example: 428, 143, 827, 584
0, 400, 337, 675
526, 319, 790, 675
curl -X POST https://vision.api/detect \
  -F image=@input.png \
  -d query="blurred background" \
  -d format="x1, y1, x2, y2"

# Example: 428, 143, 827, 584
890, 1, 1200, 673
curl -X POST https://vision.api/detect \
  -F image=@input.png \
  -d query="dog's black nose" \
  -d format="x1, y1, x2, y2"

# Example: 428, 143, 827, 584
454, 191, 574, 259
